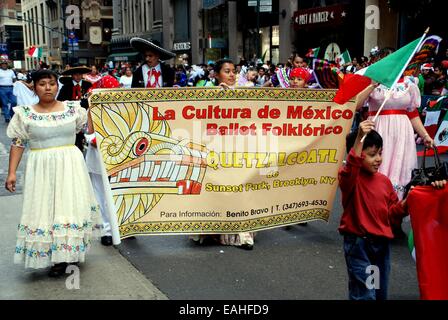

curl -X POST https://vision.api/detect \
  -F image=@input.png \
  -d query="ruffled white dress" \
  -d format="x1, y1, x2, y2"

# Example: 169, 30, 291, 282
7, 101, 102, 269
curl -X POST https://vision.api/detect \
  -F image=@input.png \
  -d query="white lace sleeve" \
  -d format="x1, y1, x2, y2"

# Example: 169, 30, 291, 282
6, 107, 29, 148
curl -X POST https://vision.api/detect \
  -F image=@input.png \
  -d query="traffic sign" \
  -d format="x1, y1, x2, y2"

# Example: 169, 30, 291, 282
259, 5, 272, 12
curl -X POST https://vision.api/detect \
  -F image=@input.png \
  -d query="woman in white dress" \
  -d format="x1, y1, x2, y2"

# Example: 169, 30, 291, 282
5, 69, 102, 277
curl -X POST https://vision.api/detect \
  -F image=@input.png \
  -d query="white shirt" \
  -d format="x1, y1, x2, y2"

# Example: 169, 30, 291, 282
0, 69, 16, 86
72, 80, 83, 86
13, 81, 39, 106
142, 63, 163, 88
119, 75, 133, 89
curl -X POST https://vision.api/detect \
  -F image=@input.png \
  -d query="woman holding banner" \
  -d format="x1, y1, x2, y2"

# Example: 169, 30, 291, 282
190, 59, 255, 250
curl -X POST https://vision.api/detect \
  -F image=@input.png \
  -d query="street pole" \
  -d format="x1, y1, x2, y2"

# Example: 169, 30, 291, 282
256, 0, 260, 61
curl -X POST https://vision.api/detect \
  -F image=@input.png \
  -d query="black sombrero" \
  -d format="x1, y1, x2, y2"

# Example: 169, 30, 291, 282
58, 75, 73, 85
130, 37, 176, 61
61, 66, 92, 76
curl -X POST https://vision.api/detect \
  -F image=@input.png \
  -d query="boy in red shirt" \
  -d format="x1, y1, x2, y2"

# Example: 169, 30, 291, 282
339, 120, 444, 300
339, 120, 403, 300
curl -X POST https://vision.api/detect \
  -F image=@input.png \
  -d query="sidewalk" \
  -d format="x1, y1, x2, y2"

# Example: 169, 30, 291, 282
0, 194, 168, 300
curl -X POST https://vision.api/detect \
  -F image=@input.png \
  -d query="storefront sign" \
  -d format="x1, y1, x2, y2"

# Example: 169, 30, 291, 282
293, 5, 347, 30
173, 42, 191, 51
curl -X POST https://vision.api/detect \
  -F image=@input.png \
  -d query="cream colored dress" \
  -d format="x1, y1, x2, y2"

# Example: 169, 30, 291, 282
7, 101, 102, 269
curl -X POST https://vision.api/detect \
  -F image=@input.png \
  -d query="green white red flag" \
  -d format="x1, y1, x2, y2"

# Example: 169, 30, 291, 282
28, 46, 42, 58
333, 36, 424, 104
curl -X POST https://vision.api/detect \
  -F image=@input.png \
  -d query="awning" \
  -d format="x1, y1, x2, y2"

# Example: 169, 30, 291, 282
107, 52, 140, 62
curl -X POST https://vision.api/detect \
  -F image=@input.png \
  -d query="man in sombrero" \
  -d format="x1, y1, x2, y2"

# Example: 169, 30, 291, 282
130, 38, 176, 88
57, 65, 93, 151
57, 65, 93, 102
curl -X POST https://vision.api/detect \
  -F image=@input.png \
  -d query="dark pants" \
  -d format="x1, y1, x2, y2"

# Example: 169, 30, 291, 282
343, 234, 391, 300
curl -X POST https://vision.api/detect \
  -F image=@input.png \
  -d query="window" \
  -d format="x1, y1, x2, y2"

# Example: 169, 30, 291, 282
153, 0, 163, 25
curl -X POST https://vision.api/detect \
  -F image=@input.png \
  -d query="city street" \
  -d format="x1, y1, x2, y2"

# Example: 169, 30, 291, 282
0, 117, 431, 300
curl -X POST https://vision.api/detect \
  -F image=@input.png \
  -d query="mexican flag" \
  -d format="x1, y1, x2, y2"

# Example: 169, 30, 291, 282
336, 50, 351, 67
435, 110, 448, 148
408, 186, 448, 299
333, 36, 424, 104
28, 46, 42, 58
305, 47, 320, 58
418, 96, 448, 156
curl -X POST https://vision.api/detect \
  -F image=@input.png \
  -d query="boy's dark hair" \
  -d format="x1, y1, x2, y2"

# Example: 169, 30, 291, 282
345, 129, 383, 154
31, 69, 59, 88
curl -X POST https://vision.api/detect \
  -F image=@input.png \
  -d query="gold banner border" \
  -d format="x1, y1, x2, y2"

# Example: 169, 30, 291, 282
89, 88, 341, 104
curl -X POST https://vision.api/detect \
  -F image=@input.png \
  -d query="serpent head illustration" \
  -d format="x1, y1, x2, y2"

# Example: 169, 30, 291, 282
91, 102, 207, 225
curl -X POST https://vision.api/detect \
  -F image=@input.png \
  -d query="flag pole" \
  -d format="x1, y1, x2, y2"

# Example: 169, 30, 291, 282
361, 27, 430, 142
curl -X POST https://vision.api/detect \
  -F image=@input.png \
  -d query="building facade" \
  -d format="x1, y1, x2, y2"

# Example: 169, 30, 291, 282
112, 0, 400, 66
22, 0, 113, 70
2, 0, 444, 72
0, 0, 24, 68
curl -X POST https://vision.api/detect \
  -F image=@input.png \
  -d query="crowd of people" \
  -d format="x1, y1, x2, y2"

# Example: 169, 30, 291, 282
1, 37, 447, 300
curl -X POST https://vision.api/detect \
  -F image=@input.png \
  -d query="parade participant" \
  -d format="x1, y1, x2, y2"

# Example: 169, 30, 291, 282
5, 69, 102, 276
190, 59, 254, 250
84, 65, 102, 84
57, 65, 93, 102
264, 53, 307, 88
57, 65, 93, 151
129, 37, 175, 88
195, 70, 215, 87
13, 73, 39, 106
0, 59, 17, 122
289, 67, 311, 89
256, 66, 269, 87
84, 73, 120, 246
238, 66, 258, 87
119, 67, 133, 89
431, 63, 447, 96
355, 53, 434, 238
339, 120, 445, 300
419, 63, 436, 95
284, 67, 311, 229
214, 59, 237, 89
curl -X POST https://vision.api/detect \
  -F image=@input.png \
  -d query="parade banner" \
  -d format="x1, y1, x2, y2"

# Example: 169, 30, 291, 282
89, 88, 355, 238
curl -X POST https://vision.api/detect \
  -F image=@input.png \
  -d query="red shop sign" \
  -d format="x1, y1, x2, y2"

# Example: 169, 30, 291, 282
293, 5, 348, 30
